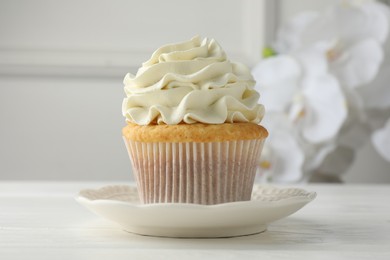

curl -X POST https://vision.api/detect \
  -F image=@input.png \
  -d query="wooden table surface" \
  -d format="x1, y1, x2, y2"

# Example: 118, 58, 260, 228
0, 182, 389, 259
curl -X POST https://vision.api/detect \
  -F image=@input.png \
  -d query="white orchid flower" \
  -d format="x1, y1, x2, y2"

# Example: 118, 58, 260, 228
253, 0, 390, 182
251, 55, 301, 112
274, 11, 319, 54
252, 56, 304, 182
257, 112, 305, 183
372, 117, 390, 161
328, 38, 384, 89
294, 47, 348, 143
253, 51, 348, 144
275, 0, 388, 89
300, 73, 347, 143
301, 1, 389, 46
252, 51, 347, 182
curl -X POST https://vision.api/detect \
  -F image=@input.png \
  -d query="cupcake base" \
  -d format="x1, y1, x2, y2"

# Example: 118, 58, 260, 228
123, 138, 265, 205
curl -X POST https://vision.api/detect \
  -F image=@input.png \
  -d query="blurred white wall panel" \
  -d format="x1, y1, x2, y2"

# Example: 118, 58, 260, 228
0, 76, 131, 180
0, 0, 272, 180
0, 0, 270, 77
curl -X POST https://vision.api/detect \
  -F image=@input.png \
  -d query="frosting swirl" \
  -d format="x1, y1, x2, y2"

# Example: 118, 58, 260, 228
122, 36, 264, 125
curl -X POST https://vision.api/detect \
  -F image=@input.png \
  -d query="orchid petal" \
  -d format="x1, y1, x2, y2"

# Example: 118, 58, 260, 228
252, 55, 301, 112
275, 11, 319, 53
301, 74, 347, 143
301, 2, 389, 47
330, 39, 384, 88
260, 112, 304, 182
372, 117, 390, 162
357, 0, 390, 44
294, 46, 328, 77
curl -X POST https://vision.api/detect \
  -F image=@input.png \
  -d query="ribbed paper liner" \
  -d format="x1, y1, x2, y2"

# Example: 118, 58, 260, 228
123, 139, 265, 205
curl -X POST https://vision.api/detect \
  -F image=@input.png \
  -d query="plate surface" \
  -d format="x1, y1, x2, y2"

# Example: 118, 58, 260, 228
76, 185, 316, 238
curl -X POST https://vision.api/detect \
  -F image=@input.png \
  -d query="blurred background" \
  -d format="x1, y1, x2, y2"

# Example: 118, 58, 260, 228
1, 0, 389, 182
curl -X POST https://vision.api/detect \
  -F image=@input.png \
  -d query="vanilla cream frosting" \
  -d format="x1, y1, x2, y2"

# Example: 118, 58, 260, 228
122, 36, 264, 125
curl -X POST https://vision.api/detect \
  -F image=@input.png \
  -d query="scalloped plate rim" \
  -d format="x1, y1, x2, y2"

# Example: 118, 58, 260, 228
76, 192, 316, 209
75, 184, 316, 238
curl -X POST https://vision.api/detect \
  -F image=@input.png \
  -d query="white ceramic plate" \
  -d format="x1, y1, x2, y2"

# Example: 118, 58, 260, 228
76, 185, 316, 238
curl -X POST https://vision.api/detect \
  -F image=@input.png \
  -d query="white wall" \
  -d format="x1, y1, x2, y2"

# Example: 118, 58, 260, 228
0, 76, 131, 180
1, 0, 389, 182
0, 0, 268, 76
0, 0, 271, 180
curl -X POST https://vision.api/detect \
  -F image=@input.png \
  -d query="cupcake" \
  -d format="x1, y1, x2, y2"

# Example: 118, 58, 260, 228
122, 36, 267, 205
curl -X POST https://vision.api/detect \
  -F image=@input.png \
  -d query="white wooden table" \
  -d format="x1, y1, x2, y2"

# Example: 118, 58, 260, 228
1, 182, 389, 259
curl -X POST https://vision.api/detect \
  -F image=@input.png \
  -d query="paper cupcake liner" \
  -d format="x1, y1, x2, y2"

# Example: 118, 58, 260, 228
123, 138, 265, 205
